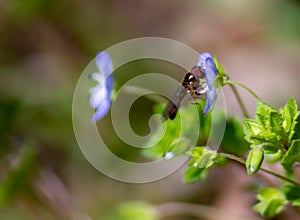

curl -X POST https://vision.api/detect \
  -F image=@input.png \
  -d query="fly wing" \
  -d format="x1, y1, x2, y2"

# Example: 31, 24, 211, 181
162, 84, 190, 120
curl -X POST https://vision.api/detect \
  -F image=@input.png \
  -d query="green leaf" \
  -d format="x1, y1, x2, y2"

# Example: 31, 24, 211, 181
293, 198, 300, 206
282, 184, 300, 204
269, 111, 284, 140
243, 100, 297, 155
183, 167, 208, 184
253, 188, 287, 218
256, 102, 282, 143
243, 119, 261, 144
142, 103, 199, 160
221, 117, 249, 156
114, 201, 159, 220
281, 139, 300, 170
246, 146, 264, 175
188, 147, 217, 169
280, 98, 299, 140
256, 101, 277, 126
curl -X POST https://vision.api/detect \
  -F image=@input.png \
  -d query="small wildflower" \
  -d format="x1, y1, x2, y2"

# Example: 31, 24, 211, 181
197, 52, 218, 115
89, 52, 114, 122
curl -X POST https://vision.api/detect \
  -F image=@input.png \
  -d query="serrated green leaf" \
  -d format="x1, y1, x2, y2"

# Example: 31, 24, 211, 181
280, 98, 299, 140
256, 101, 277, 127
183, 166, 208, 184
281, 139, 300, 170
255, 102, 283, 143
188, 147, 217, 169
243, 119, 261, 144
269, 111, 283, 139
253, 188, 287, 218
243, 100, 298, 155
246, 146, 264, 175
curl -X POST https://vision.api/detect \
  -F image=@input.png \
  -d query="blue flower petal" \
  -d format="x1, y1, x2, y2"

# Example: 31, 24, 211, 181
197, 52, 218, 115
89, 52, 114, 121
203, 89, 217, 115
197, 52, 214, 72
204, 57, 217, 89
96, 52, 112, 78
89, 84, 108, 109
91, 98, 111, 122
105, 74, 114, 98
95, 52, 114, 98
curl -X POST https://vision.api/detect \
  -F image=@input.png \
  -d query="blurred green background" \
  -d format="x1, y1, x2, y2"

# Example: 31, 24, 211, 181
1, 0, 300, 219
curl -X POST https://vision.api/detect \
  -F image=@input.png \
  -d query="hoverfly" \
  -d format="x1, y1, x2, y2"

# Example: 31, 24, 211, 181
162, 66, 208, 120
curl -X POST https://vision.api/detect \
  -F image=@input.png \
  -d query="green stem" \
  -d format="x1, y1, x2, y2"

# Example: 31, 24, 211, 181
219, 152, 300, 187
227, 83, 250, 118
226, 80, 262, 101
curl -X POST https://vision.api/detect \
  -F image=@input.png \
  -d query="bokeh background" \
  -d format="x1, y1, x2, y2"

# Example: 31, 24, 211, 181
1, 0, 300, 219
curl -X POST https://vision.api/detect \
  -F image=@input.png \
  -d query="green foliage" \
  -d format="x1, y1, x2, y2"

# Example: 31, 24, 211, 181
183, 147, 219, 183
265, 149, 284, 163
0, 143, 37, 205
183, 167, 208, 184
142, 104, 199, 160
141, 80, 300, 219
104, 201, 159, 220
282, 184, 300, 206
246, 146, 264, 175
253, 188, 288, 218
244, 102, 283, 149
187, 147, 217, 169
243, 98, 300, 169
281, 139, 300, 170
280, 98, 299, 140
221, 117, 249, 156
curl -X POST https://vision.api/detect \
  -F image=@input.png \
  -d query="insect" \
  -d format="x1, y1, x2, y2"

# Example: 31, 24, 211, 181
162, 66, 207, 120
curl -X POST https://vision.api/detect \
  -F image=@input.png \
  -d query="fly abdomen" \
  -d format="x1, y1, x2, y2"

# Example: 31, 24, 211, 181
162, 102, 178, 120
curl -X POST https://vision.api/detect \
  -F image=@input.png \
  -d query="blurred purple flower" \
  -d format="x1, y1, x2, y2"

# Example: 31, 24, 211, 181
89, 52, 114, 122
197, 52, 218, 115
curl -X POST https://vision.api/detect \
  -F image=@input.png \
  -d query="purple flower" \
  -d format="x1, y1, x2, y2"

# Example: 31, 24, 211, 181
197, 52, 218, 115
89, 52, 114, 122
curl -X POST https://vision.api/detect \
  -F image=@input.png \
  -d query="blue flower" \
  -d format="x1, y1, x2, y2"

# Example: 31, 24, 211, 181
89, 52, 114, 122
197, 52, 218, 115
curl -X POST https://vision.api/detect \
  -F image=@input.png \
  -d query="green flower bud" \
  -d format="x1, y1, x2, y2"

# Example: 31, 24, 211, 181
246, 146, 264, 175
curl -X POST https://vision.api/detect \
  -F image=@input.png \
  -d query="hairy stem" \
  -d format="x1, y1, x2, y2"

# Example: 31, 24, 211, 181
219, 152, 300, 187
226, 80, 261, 101
227, 83, 250, 118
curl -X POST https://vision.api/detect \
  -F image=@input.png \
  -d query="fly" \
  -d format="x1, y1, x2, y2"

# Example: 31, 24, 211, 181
162, 66, 207, 120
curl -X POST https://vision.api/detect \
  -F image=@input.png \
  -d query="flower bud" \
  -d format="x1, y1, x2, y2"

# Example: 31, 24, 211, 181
246, 146, 264, 175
